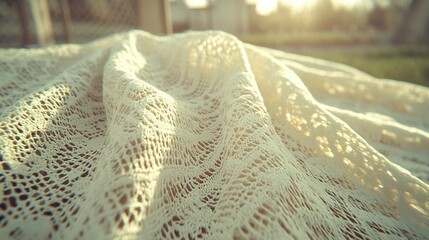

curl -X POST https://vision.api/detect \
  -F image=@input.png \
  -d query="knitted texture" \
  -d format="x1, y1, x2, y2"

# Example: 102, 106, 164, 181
0, 31, 428, 239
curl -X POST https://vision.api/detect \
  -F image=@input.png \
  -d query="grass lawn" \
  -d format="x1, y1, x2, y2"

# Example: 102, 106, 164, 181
238, 33, 429, 87
296, 46, 429, 88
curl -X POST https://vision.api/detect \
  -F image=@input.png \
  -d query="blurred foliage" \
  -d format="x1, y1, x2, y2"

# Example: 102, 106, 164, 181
368, 0, 412, 32
248, 0, 410, 34
239, 0, 428, 88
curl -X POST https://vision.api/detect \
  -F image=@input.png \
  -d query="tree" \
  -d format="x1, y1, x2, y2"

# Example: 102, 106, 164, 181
394, 0, 429, 43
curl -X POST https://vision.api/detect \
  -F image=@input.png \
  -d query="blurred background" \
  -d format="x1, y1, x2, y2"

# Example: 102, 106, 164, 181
0, 0, 428, 86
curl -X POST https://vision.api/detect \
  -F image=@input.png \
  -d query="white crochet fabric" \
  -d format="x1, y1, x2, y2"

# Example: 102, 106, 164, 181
0, 31, 428, 239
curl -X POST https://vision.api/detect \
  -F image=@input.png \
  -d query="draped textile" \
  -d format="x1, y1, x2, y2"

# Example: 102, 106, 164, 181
0, 31, 428, 239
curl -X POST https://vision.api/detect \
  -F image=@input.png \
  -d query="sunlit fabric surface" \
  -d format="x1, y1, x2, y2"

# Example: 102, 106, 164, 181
0, 31, 428, 239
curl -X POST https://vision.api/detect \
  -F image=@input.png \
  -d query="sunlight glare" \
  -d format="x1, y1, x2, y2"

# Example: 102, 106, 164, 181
255, 0, 278, 16
265, 0, 371, 14
184, 0, 209, 9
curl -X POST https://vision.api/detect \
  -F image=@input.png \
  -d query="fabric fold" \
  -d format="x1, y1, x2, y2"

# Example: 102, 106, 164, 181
0, 30, 428, 239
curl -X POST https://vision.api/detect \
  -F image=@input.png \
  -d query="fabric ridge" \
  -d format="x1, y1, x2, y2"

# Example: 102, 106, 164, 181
0, 30, 428, 239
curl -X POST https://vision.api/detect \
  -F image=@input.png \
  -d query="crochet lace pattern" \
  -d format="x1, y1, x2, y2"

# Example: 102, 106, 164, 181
0, 31, 428, 239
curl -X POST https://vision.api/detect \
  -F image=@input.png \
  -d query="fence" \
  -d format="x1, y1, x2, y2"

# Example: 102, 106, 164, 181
0, 0, 171, 48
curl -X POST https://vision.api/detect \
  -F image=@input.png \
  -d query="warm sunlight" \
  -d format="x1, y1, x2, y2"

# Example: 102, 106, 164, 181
254, 0, 373, 15
255, 0, 278, 16
185, 0, 373, 14
184, 0, 209, 9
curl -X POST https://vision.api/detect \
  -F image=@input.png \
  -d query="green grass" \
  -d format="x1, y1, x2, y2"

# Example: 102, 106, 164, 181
304, 47, 429, 87
238, 32, 429, 88
238, 31, 388, 47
